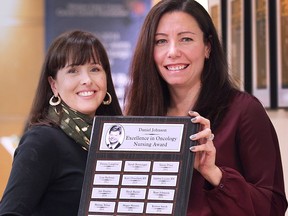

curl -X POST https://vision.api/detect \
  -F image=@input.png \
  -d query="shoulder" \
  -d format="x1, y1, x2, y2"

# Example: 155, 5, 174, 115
16, 125, 70, 156
230, 91, 266, 113
231, 91, 262, 106
23, 125, 64, 137
228, 90, 272, 126
20, 125, 68, 144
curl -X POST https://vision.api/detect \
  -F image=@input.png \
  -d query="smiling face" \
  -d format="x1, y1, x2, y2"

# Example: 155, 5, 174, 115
108, 130, 121, 144
48, 62, 107, 118
153, 11, 210, 89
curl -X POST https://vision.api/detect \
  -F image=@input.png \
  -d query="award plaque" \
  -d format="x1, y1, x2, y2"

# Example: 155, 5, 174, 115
78, 116, 199, 216
276, 0, 288, 107
227, 0, 245, 90
252, 0, 271, 107
209, 0, 222, 40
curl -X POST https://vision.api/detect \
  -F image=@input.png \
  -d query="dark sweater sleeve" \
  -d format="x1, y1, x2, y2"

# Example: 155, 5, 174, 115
0, 127, 59, 216
206, 95, 287, 215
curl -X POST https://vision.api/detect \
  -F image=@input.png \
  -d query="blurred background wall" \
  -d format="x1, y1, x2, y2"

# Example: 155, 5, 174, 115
0, 1, 287, 212
0, 0, 44, 196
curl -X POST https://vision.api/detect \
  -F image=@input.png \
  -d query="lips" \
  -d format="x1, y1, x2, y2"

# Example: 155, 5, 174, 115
165, 64, 189, 71
77, 91, 95, 96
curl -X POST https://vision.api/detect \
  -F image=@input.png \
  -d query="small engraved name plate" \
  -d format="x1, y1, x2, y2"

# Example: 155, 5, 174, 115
150, 175, 178, 186
121, 175, 149, 186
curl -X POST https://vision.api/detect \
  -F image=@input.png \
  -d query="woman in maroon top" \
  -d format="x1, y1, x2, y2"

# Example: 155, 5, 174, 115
124, 0, 287, 215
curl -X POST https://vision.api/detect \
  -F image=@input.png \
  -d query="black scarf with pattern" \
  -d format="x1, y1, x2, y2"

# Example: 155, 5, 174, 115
48, 102, 93, 151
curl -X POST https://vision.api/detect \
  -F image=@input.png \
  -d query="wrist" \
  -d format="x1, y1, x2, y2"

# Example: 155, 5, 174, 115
203, 166, 222, 187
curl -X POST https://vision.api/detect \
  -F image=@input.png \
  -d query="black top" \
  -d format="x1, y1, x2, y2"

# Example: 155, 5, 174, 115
0, 126, 88, 216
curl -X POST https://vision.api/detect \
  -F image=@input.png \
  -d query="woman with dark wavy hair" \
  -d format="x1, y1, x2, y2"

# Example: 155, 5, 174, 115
0, 30, 122, 215
124, 0, 287, 215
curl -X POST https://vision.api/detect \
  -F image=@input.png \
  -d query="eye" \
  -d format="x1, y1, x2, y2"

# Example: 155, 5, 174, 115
67, 67, 77, 74
90, 64, 103, 73
91, 67, 100, 72
181, 37, 193, 42
155, 38, 167, 45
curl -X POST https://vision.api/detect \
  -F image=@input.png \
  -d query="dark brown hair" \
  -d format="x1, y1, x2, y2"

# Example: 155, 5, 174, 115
27, 30, 122, 128
124, 0, 238, 130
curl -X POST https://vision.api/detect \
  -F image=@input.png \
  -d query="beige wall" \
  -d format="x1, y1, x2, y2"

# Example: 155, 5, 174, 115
0, 144, 12, 198
0, 0, 44, 195
0, 0, 44, 136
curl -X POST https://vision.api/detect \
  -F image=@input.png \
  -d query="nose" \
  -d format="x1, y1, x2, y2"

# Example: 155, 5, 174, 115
167, 42, 181, 58
80, 71, 92, 85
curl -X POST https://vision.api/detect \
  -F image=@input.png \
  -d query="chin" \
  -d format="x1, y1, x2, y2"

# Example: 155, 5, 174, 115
79, 104, 99, 114
168, 81, 185, 86
78, 109, 96, 117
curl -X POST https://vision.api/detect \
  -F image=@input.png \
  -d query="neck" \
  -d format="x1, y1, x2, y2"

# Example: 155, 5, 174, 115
167, 84, 200, 116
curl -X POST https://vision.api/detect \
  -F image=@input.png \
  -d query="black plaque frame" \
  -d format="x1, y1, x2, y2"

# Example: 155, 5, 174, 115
78, 116, 199, 216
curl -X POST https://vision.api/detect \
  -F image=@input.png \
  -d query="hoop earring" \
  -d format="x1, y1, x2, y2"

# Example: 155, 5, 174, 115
102, 92, 112, 105
49, 95, 61, 106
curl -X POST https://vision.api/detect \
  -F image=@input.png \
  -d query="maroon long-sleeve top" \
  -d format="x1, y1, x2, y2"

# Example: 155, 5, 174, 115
187, 91, 287, 215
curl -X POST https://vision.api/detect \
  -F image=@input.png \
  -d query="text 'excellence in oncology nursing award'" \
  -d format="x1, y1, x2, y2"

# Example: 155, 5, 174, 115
78, 116, 199, 216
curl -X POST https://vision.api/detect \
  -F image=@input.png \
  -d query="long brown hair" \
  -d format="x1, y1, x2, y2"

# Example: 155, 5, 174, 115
124, 0, 238, 130
27, 30, 122, 128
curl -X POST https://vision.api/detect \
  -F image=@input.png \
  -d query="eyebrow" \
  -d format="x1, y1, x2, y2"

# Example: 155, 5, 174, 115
155, 31, 196, 36
179, 31, 196, 35
65, 62, 98, 67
